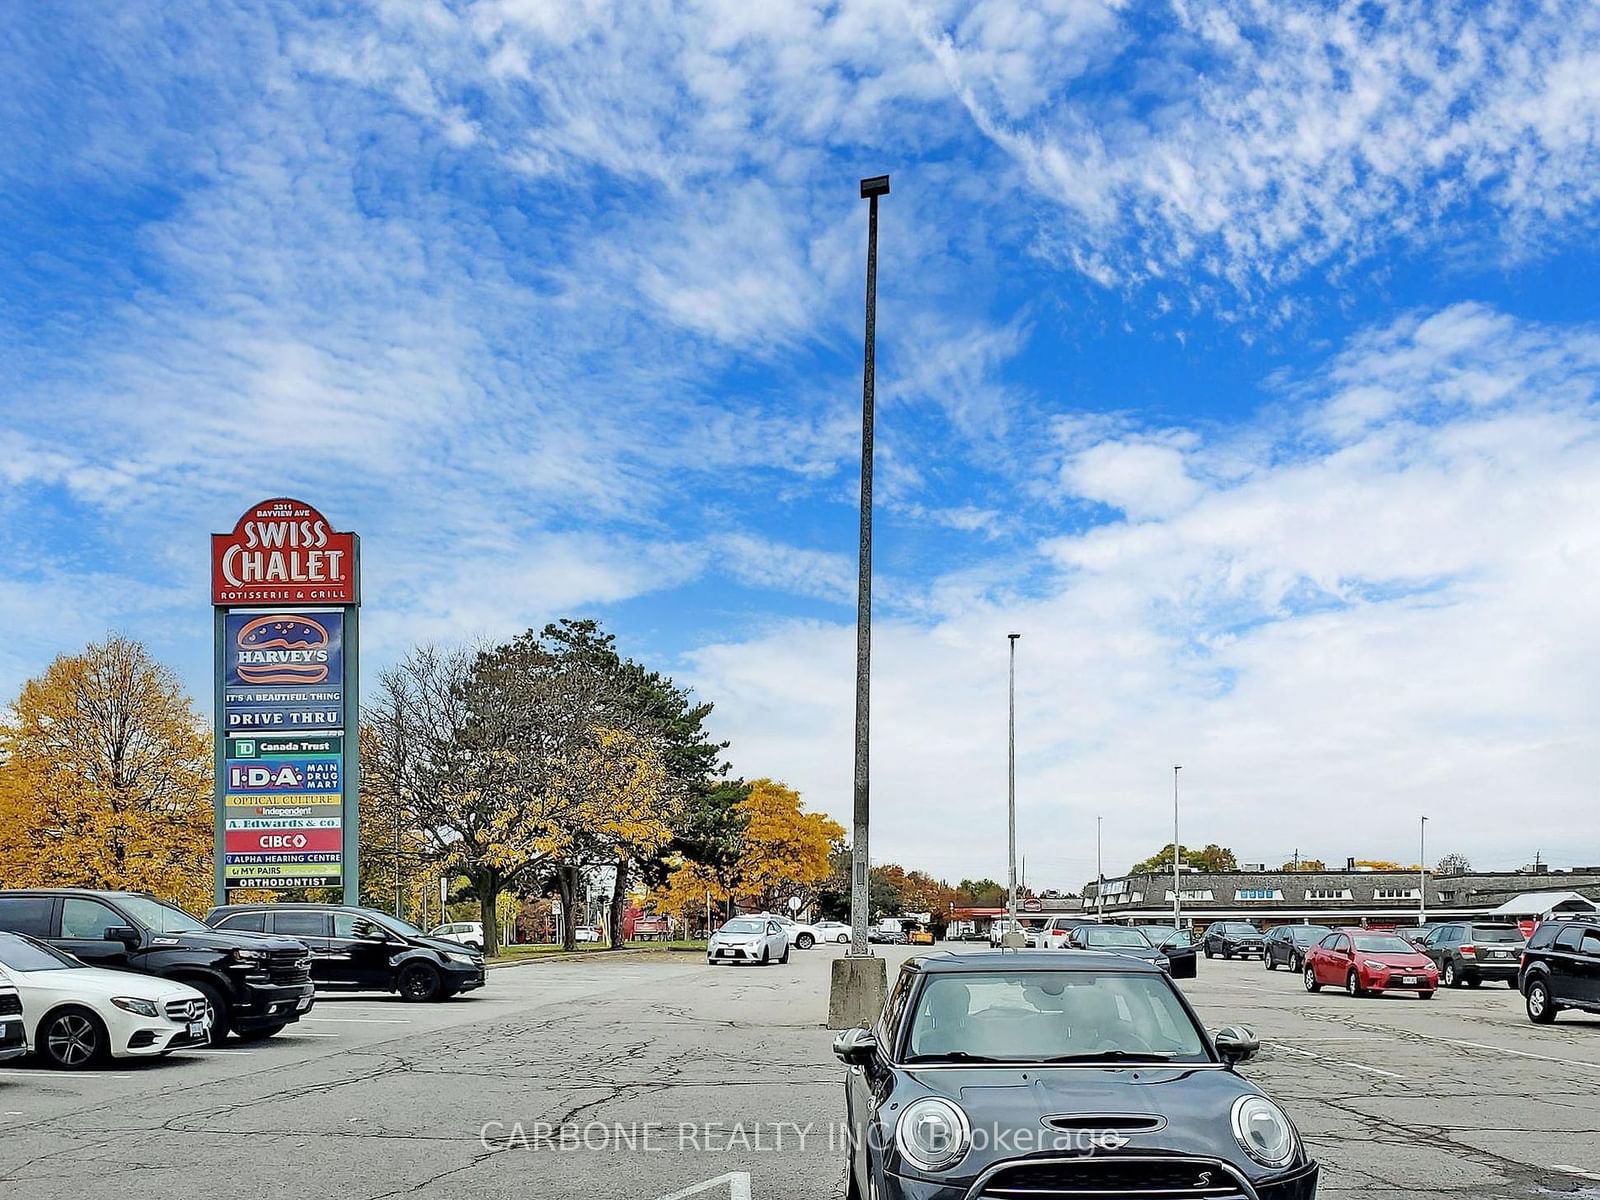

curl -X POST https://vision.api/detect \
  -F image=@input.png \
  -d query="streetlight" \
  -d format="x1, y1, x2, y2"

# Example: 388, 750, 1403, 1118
1172, 765, 1182, 929
1419, 816, 1429, 926
1096, 815, 1104, 921
1007, 633, 1021, 944
831, 173, 891, 1028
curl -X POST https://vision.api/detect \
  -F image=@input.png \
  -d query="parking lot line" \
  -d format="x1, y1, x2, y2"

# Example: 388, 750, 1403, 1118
301, 1017, 412, 1024
1410, 1033, 1600, 1073
0, 1071, 134, 1079
1554, 1166, 1600, 1182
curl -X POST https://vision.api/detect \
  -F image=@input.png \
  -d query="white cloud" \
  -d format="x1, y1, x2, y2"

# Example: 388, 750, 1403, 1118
690, 306, 1600, 879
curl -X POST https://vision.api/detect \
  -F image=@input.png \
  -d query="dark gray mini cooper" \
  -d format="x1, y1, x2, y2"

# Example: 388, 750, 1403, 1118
834, 950, 1318, 1199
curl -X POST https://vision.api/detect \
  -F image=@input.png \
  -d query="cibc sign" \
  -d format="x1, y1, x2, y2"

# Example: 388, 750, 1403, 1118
211, 500, 361, 904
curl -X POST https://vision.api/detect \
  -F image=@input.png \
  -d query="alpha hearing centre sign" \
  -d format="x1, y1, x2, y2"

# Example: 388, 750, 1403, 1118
213, 500, 360, 900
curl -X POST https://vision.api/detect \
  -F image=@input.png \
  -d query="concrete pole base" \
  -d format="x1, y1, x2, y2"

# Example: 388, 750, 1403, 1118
827, 955, 888, 1029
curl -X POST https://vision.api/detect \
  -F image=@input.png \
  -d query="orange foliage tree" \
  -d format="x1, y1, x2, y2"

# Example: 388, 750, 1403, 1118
0, 637, 213, 911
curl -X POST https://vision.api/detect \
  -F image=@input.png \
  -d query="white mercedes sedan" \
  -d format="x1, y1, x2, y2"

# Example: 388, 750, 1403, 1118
0, 932, 212, 1069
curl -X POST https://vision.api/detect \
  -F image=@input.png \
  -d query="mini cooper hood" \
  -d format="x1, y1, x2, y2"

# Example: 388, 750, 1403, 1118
903, 1064, 1267, 1167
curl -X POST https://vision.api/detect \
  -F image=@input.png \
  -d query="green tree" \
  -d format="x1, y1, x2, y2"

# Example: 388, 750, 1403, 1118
1129, 843, 1238, 875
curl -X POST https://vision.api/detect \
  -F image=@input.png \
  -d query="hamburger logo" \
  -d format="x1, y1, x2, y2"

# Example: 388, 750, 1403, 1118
234, 615, 331, 685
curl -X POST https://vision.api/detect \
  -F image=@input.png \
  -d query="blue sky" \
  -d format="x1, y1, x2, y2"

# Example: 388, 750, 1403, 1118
4, 1, 1600, 883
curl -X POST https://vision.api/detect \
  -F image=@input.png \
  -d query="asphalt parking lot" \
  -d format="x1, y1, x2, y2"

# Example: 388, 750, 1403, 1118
1, 946, 1597, 1198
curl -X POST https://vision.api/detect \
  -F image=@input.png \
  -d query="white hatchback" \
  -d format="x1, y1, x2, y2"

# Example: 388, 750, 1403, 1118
0, 932, 212, 1069
427, 921, 486, 952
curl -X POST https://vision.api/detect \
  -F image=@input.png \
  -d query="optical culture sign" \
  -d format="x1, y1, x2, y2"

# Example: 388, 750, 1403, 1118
213, 500, 360, 899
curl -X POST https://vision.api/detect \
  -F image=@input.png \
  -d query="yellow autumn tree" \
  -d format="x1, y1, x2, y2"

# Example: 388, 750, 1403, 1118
731, 779, 843, 911
0, 637, 213, 911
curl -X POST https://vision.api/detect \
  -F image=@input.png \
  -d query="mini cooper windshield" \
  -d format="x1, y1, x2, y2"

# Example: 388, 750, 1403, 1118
903, 970, 1210, 1064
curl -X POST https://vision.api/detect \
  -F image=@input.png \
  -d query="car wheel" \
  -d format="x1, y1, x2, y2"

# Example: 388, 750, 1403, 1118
760, 947, 770, 966
1291, 953, 1303, 973
235, 1023, 288, 1042
1346, 970, 1364, 998
186, 979, 231, 1044
1466, 977, 1482, 989
398, 962, 443, 1002
38, 1008, 108, 1070
1419, 990, 1435, 1000
1304, 965, 1320, 992
1223, 950, 1233, 960
1443, 961, 1458, 988
838, 933, 850, 943
1205, 945, 1214, 959
1508, 978, 1519, 989
796, 933, 814, 950
779, 945, 790, 964
1264, 952, 1275, 971
1526, 979, 1558, 1024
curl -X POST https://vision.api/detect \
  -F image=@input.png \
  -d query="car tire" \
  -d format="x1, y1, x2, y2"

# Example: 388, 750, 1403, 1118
760, 947, 770, 966
186, 979, 232, 1044
1304, 965, 1320, 992
796, 933, 814, 950
398, 962, 443, 1002
1223, 950, 1233, 960
1264, 953, 1275, 971
1346, 970, 1364, 998
1419, 990, 1435, 1000
1526, 979, 1558, 1024
1291, 953, 1303, 973
235, 1023, 288, 1042
37, 1007, 108, 1070
779, 945, 790, 964
1507, 978, 1519, 989
1205, 945, 1214, 959
1443, 961, 1458, 988
1466, 977, 1481, 989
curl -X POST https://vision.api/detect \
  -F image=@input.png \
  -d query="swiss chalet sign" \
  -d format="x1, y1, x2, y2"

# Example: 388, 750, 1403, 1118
211, 498, 360, 606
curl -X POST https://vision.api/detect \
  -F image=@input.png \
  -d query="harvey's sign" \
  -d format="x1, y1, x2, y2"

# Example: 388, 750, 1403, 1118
211, 498, 359, 605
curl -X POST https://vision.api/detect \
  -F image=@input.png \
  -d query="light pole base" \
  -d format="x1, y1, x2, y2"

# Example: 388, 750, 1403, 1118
827, 955, 887, 1029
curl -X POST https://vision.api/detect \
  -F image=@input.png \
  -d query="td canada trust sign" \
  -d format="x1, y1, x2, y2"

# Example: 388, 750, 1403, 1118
211, 499, 361, 905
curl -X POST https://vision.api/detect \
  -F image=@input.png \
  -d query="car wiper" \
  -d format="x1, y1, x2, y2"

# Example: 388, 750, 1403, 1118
903, 1051, 1009, 1064
1038, 1051, 1179, 1063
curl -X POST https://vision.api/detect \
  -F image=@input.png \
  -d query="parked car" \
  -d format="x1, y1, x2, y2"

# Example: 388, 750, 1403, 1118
833, 950, 1318, 1200
1263, 925, 1333, 973
0, 931, 212, 1069
1133, 924, 1201, 979
0, 974, 25, 1064
905, 923, 935, 946
0, 889, 313, 1043
1303, 929, 1437, 998
1035, 916, 1095, 949
574, 926, 604, 944
764, 914, 821, 949
1418, 922, 1525, 988
206, 904, 485, 1002
1520, 918, 1600, 1024
707, 916, 789, 965
812, 921, 852, 944
871, 927, 909, 945
1204, 921, 1267, 959
1397, 923, 1442, 951
1066, 925, 1171, 974
427, 921, 485, 952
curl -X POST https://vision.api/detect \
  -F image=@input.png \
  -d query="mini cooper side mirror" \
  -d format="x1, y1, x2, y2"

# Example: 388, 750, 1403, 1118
1213, 1025, 1260, 1065
832, 1027, 879, 1065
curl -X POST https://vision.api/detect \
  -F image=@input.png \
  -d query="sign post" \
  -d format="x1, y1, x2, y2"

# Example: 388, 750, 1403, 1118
211, 499, 361, 907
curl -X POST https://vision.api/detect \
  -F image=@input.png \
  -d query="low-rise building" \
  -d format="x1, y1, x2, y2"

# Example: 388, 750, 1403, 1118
1080, 867, 1600, 929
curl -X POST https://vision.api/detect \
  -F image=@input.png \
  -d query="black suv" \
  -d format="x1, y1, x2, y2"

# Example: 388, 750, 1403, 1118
1520, 918, 1600, 1024
0, 889, 314, 1041
1263, 924, 1332, 972
1204, 921, 1267, 959
1419, 922, 1525, 988
206, 904, 485, 1001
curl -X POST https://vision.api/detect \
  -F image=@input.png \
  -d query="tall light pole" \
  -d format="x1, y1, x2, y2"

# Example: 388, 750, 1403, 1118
829, 174, 892, 1029
1007, 633, 1021, 941
1419, 815, 1429, 926
1172, 765, 1182, 929
1096, 816, 1104, 921
847, 174, 889, 959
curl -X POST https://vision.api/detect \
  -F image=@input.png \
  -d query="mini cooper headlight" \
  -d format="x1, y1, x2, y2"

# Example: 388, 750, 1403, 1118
1231, 1095, 1297, 1168
895, 1097, 971, 1172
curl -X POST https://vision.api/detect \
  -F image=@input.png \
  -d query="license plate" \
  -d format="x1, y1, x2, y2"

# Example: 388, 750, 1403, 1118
188, 1020, 207, 1039
718, 949, 732, 957
1401, 976, 1419, 985
0, 1021, 12, 1040
296, 995, 312, 1011
1490, 952, 1510, 959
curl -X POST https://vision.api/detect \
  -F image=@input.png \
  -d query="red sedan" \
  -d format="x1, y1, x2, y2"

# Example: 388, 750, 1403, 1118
1304, 929, 1439, 998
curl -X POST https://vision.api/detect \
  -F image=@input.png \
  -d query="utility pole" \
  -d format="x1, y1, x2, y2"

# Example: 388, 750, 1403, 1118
1006, 633, 1021, 944
830, 174, 891, 1027
1096, 816, 1104, 921
1172, 765, 1182, 929
1419, 816, 1428, 926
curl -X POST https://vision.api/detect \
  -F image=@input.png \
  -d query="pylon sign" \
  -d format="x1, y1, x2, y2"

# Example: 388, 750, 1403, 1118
212, 499, 360, 902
